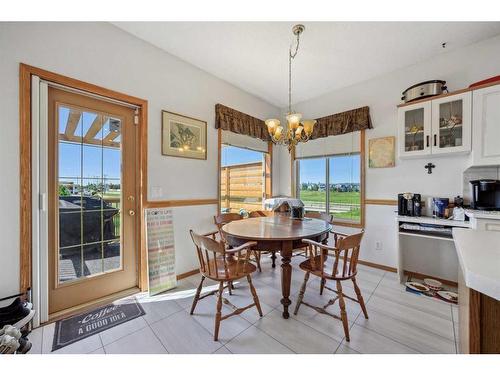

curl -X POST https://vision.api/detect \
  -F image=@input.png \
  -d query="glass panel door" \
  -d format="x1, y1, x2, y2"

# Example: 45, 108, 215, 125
404, 108, 425, 153
48, 86, 137, 315
437, 99, 463, 149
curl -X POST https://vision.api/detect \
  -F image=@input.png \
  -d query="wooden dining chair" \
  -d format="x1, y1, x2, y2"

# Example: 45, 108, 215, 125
189, 230, 263, 341
293, 230, 368, 342
214, 213, 262, 272
248, 210, 277, 268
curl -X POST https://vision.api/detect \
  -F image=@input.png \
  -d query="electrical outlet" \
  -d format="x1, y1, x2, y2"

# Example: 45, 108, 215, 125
375, 241, 383, 251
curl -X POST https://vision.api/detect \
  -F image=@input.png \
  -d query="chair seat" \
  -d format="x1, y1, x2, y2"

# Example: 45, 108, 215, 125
298, 255, 356, 280
203, 258, 257, 281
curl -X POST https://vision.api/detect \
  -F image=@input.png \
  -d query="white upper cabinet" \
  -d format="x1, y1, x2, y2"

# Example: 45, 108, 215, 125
472, 84, 500, 166
398, 92, 472, 158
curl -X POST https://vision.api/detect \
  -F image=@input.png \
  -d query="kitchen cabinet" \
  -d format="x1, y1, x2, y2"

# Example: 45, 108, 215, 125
472, 84, 500, 166
398, 92, 472, 158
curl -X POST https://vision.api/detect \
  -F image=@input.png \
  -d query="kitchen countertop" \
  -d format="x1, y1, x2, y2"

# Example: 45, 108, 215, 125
452, 228, 500, 301
465, 209, 500, 220
397, 215, 471, 228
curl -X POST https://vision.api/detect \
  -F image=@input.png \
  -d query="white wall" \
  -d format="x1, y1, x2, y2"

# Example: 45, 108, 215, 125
276, 34, 500, 268
0, 22, 280, 297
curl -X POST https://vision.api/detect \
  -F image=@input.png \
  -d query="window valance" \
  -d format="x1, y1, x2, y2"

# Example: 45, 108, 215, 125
311, 106, 372, 140
215, 103, 270, 142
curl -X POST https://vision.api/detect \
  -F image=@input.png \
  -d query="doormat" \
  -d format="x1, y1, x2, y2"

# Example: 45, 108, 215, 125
52, 300, 145, 351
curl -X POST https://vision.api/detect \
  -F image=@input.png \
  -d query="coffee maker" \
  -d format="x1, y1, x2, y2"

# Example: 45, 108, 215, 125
398, 193, 422, 216
470, 179, 500, 210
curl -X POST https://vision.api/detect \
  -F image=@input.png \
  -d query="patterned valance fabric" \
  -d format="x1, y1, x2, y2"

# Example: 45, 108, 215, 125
311, 106, 372, 140
215, 103, 270, 142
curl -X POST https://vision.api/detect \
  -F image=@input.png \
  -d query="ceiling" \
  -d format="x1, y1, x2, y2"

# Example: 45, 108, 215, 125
113, 22, 500, 108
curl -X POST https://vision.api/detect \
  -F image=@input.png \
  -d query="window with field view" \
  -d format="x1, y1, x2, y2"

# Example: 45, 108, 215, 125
298, 153, 361, 224
220, 145, 267, 216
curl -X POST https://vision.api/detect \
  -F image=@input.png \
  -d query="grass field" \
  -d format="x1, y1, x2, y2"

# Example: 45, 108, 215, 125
299, 190, 361, 222
299, 190, 360, 203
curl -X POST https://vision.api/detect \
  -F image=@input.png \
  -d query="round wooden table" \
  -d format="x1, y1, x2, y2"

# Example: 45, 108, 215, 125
221, 216, 332, 318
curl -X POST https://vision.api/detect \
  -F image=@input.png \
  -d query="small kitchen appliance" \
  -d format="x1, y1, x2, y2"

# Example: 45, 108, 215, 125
470, 179, 500, 210
398, 193, 422, 216
401, 80, 447, 103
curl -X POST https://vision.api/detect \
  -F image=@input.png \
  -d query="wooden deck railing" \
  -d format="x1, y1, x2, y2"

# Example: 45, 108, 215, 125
220, 162, 264, 213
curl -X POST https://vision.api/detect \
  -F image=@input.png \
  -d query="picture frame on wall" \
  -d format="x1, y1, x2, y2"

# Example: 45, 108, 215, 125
369, 136, 396, 168
161, 110, 207, 160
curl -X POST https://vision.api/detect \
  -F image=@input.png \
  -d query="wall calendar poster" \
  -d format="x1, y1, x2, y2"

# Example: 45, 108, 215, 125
145, 208, 177, 296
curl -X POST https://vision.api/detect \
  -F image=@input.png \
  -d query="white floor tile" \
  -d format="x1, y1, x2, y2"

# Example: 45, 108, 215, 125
355, 309, 456, 353
188, 294, 252, 344
225, 326, 294, 354
373, 284, 452, 320
99, 316, 148, 346
137, 298, 183, 325
343, 325, 418, 354
104, 326, 167, 354
335, 344, 360, 354
151, 310, 222, 353
254, 310, 340, 354
89, 347, 105, 354
26, 327, 43, 354
214, 346, 232, 354
367, 295, 455, 341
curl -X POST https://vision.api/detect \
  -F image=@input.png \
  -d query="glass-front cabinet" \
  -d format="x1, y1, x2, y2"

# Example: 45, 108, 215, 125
398, 101, 432, 157
431, 92, 472, 154
398, 92, 471, 158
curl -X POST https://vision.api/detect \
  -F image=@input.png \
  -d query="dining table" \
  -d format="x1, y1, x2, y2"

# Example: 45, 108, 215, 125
221, 215, 332, 318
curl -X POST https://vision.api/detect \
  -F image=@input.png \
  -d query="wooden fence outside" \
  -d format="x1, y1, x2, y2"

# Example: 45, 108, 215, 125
220, 162, 264, 213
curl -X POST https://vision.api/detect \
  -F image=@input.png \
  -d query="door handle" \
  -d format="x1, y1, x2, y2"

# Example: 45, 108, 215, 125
128, 209, 136, 216
426, 135, 429, 148
434, 134, 437, 147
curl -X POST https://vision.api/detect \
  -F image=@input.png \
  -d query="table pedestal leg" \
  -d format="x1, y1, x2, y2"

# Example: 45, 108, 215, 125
280, 241, 293, 319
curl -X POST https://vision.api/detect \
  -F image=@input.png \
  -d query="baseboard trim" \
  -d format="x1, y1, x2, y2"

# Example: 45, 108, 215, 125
177, 268, 200, 280
404, 270, 458, 287
358, 259, 397, 273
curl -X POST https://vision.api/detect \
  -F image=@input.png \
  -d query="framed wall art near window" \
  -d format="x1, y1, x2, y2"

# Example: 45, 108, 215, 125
369, 136, 396, 168
162, 110, 207, 160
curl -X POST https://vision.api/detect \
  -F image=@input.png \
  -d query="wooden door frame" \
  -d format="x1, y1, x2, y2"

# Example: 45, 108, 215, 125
19, 63, 149, 294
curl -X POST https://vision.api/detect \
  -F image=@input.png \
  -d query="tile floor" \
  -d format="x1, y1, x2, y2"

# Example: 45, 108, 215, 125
27, 255, 459, 354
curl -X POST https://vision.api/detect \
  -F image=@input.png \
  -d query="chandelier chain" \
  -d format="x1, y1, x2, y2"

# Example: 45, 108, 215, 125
288, 32, 300, 114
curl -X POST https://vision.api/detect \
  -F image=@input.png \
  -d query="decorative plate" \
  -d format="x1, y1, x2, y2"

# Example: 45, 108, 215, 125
437, 290, 458, 303
424, 278, 443, 290
405, 281, 430, 293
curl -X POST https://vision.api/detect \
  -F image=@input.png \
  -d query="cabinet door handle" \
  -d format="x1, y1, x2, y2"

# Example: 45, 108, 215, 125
434, 134, 437, 147
426, 135, 430, 148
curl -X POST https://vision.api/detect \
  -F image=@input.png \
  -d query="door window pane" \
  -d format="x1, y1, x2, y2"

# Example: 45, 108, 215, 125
57, 104, 123, 284
329, 154, 361, 223
220, 145, 265, 215
298, 158, 327, 213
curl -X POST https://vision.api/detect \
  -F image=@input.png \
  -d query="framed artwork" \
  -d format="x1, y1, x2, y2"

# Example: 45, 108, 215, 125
369, 136, 396, 168
162, 110, 207, 160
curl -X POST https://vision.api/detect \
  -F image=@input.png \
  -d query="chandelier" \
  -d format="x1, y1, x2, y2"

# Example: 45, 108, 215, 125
265, 24, 316, 152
